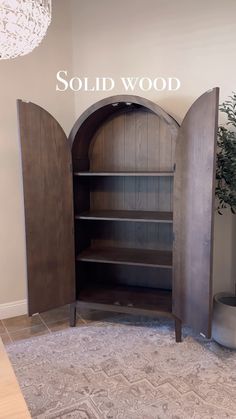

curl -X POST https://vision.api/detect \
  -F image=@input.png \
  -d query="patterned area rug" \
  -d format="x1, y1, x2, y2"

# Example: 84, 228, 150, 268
6, 316, 236, 418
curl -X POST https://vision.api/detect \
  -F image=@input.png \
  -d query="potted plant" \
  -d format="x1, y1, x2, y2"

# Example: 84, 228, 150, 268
212, 93, 236, 348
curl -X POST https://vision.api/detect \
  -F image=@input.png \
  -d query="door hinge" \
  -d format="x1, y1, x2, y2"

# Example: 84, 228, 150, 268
173, 163, 176, 172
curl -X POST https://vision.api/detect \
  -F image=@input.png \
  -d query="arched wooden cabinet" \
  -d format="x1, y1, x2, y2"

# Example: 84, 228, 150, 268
17, 89, 219, 342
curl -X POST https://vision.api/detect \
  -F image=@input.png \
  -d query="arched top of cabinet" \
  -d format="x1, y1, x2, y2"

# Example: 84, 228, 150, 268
69, 95, 179, 152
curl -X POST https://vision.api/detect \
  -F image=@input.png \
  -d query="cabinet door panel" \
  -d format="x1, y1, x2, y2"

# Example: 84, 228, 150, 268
173, 88, 219, 338
17, 101, 76, 315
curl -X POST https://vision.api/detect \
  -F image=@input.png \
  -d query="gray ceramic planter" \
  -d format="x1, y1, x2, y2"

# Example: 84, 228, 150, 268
212, 293, 236, 349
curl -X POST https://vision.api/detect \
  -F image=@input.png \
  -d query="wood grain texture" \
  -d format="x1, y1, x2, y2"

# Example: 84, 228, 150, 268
88, 109, 175, 172
76, 210, 173, 223
86, 109, 175, 257
0, 338, 31, 418
78, 263, 172, 290
71, 95, 180, 340
77, 247, 172, 268
74, 171, 174, 176
78, 285, 172, 314
77, 219, 172, 252
173, 88, 219, 338
17, 100, 76, 315
77, 300, 173, 318
69, 95, 179, 166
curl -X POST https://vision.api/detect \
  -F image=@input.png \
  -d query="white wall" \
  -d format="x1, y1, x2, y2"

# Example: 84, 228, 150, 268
0, 0, 235, 317
0, 0, 75, 314
71, 0, 236, 294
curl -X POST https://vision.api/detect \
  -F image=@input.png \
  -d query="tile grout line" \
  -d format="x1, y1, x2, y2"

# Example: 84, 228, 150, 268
1, 309, 92, 343
2, 316, 48, 334
38, 314, 52, 333
0, 319, 13, 343
77, 311, 87, 324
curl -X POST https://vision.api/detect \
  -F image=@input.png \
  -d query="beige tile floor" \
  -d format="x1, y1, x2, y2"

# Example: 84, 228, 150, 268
0, 305, 113, 345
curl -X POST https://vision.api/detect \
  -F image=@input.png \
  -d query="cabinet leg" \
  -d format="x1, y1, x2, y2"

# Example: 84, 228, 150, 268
174, 318, 182, 342
70, 302, 77, 327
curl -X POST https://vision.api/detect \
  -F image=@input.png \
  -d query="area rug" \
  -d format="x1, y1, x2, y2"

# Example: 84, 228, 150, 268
6, 316, 236, 418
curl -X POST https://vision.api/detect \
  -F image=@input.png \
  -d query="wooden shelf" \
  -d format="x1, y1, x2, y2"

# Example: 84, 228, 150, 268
77, 247, 172, 268
76, 210, 173, 223
74, 171, 174, 177
78, 284, 172, 315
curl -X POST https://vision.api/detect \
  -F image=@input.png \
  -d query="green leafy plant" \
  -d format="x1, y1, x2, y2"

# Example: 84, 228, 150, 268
216, 93, 236, 214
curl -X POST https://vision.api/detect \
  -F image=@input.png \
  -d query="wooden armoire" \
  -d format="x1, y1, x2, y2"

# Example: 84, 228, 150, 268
17, 88, 219, 342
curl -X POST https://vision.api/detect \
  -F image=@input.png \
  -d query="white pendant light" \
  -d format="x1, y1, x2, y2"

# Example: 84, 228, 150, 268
0, 0, 52, 60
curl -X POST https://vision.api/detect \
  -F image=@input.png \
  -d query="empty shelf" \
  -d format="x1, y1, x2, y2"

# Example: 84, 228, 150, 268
78, 284, 172, 314
77, 247, 172, 268
75, 210, 173, 223
74, 171, 174, 177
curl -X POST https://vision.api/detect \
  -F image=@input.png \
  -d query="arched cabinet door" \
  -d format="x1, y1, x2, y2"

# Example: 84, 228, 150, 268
173, 88, 219, 338
17, 100, 76, 315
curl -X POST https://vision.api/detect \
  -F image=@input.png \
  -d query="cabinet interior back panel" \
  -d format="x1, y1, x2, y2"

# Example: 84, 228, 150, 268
77, 263, 172, 290
89, 109, 175, 172
82, 108, 175, 256
82, 221, 172, 252
90, 177, 173, 211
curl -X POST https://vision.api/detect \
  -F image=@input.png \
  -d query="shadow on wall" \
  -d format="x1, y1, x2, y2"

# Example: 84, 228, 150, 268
213, 210, 235, 294
150, 94, 194, 125
160, 94, 235, 297
232, 215, 236, 293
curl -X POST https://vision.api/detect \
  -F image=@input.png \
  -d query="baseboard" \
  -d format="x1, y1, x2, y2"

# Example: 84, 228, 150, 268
0, 300, 27, 320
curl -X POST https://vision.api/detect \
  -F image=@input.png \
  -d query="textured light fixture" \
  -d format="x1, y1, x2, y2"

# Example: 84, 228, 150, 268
0, 0, 51, 60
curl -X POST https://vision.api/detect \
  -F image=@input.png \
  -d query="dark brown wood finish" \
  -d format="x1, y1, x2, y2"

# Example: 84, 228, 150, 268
74, 172, 174, 176
174, 318, 182, 342
18, 91, 219, 342
70, 302, 77, 327
76, 209, 173, 223
77, 263, 172, 291
78, 285, 172, 315
78, 247, 172, 268
70, 95, 181, 340
69, 95, 179, 171
17, 101, 76, 315
71, 99, 177, 278
173, 88, 219, 338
